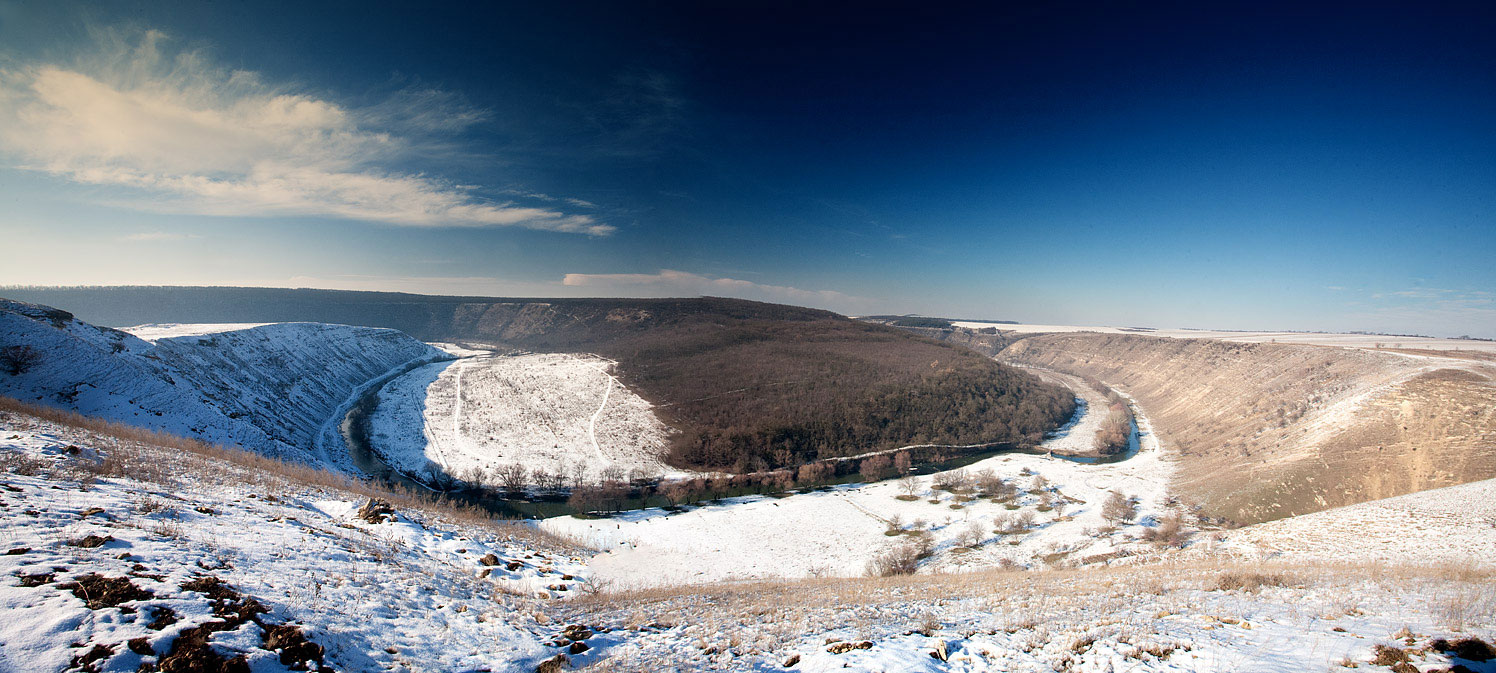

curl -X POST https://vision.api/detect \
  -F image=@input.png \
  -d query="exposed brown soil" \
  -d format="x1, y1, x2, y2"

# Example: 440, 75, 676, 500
57, 574, 153, 610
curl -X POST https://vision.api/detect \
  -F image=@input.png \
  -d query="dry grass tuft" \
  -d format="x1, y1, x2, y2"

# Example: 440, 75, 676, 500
1213, 570, 1290, 592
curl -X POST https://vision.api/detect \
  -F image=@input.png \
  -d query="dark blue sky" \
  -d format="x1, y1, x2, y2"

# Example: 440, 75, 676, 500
1, 1, 1493, 336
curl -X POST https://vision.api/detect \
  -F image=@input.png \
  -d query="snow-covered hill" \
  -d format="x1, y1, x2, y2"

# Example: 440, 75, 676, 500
368, 351, 679, 484
0, 299, 446, 466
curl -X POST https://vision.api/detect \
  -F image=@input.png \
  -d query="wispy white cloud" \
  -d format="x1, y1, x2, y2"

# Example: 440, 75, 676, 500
122, 231, 201, 242
1346, 288, 1496, 337
0, 28, 611, 235
1390, 288, 1453, 299
282, 269, 866, 312
562, 269, 864, 310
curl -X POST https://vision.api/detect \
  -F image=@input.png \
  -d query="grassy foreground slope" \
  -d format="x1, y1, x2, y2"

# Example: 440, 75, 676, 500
4, 287, 1076, 472
1004, 332, 1496, 525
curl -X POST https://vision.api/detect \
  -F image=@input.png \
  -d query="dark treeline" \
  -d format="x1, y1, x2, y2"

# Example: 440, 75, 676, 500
605, 320, 1076, 472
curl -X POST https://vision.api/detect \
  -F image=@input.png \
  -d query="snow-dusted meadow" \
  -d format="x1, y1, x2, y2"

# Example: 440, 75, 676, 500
368, 352, 680, 484
542, 385, 1176, 586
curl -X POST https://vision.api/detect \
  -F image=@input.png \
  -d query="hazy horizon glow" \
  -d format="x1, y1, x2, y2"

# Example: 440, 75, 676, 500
1, 2, 1493, 337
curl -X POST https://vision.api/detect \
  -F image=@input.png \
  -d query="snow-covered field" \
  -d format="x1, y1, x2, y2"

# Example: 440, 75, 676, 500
543, 385, 1176, 587
955, 321, 1496, 353
368, 352, 679, 484
121, 323, 275, 340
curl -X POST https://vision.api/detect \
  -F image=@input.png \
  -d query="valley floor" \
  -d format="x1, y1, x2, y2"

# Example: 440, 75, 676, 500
541, 392, 1174, 586
1, 405, 1493, 672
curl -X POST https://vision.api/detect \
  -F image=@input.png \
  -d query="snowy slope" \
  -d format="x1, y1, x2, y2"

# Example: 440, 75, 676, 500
1210, 477, 1496, 568
0, 412, 585, 673
368, 352, 679, 484
0, 299, 445, 466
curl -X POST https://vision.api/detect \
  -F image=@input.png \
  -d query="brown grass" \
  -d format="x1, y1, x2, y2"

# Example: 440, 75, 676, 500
1212, 570, 1291, 592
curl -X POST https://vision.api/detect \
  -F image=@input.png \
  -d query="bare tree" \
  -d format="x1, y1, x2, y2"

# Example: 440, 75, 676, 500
897, 475, 920, 498
424, 463, 459, 491
1101, 490, 1137, 523
497, 464, 527, 492
0, 345, 42, 376
957, 520, 985, 548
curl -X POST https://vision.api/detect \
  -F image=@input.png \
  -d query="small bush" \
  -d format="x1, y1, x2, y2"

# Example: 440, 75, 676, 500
1214, 570, 1288, 592
1142, 512, 1189, 548
866, 543, 922, 576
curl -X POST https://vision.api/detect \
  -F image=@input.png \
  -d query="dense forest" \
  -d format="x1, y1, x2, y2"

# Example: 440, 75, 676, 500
600, 319, 1076, 471
5, 286, 1077, 473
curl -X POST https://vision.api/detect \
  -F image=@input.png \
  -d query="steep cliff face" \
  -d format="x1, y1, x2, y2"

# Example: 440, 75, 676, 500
0, 299, 445, 465
1004, 333, 1496, 524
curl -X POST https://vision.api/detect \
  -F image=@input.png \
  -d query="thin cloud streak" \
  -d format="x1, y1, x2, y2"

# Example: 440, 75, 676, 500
122, 231, 201, 242
562, 269, 866, 311
0, 29, 611, 235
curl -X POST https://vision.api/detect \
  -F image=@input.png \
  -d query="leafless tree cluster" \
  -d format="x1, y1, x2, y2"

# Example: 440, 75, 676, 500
1, 345, 42, 376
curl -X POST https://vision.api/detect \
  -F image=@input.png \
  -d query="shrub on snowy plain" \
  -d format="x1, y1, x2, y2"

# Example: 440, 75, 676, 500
1142, 512, 1189, 548
865, 533, 933, 576
1102, 490, 1136, 523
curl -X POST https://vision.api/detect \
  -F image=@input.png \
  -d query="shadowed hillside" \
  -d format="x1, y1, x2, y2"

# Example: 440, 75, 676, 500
1004, 332, 1496, 524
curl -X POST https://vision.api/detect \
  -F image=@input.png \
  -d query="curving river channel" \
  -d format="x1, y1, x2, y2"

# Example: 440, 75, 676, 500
337, 365, 1142, 519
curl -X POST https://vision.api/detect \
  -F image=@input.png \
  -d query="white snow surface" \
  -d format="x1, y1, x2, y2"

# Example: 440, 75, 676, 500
122, 323, 275, 341
0, 417, 587, 673
0, 300, 446, 466
954, 321, 1496, 352
543, 382, 1175, 587
368, 352, 679, 483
